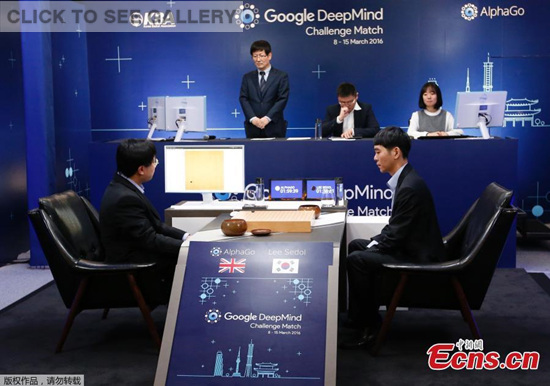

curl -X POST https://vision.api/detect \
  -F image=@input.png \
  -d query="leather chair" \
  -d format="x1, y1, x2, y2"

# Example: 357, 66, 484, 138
372, 182, 517, 355
28, 190, 161, 353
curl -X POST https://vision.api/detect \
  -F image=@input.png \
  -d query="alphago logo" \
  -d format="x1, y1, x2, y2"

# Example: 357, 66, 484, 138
205, 309, 221, 324
210, 247, 222, 257
235, 3, 260, 29
461, 3, 525, 21
461, 3, 478, 21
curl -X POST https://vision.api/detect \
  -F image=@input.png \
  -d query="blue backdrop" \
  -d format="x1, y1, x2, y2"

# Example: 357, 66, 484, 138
5, 0, 550, 265
0, 32, 27, 265
85, 0, 550, 221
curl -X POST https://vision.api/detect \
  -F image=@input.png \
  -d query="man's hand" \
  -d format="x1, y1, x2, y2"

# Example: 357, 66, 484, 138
252, 117, 270, 129
341, 130, 355, 139
259, 117, 270, 128
252, 117, 265, 129
338, 106, 350, 122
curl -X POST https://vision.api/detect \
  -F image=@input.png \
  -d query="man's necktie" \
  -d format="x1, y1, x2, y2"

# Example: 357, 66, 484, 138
259, 71, 266, 93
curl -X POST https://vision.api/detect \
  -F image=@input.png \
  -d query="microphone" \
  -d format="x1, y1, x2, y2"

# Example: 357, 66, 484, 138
203, 135, 216, 140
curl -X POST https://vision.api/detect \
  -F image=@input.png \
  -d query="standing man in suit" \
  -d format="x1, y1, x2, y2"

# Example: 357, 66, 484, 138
239, 40, 290, 138
341, 126, 444, 349
100, 139, 188, 303
322, 82, 380, 138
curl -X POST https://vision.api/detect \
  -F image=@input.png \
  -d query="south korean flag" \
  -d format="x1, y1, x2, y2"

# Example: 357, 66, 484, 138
272, 259, 299, 274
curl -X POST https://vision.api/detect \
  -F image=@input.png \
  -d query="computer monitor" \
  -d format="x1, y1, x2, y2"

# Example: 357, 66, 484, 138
267, 178, 338, 201
268, 179, 305, 200
454, 91, 508, 138
148, 96, 207, 141
164, 145, 245, 203
305, 179, 336, 200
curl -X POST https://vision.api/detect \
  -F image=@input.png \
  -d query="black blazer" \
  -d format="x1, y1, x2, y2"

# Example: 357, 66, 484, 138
99, 174, 186, 264
373, 164, 445, 263
322, 101, 380, 138
239, 67, 290, 138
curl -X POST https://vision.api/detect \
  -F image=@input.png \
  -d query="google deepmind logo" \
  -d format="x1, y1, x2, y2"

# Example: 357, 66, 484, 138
235, 3, 260, 29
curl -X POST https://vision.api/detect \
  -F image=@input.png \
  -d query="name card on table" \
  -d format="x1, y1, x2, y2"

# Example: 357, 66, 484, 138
165, 241, 334, 385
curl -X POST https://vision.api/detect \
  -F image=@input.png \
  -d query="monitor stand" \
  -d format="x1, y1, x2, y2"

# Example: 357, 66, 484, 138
175, 125, 186, 142
147, 123, 157, 140
478, 115, 491, 139
201, 193, 214, 204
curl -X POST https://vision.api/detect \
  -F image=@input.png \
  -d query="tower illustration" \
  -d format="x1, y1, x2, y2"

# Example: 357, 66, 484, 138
213, 350, 223, 376
244, 340, 254, 377
483, 53, 493, 92
232, 347, 242, 377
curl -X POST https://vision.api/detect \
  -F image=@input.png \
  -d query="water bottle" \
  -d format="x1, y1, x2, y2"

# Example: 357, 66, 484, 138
335, 177, 344, 206
244, 177, 264, 202
255, 177, 264, 201
315, 118, 322, 139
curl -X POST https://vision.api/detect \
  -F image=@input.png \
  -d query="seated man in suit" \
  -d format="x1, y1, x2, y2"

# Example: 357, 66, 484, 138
99, 139, 189, 304
322, 82, 380, 138
341, 126, 444, 349
239, 40, 290, 138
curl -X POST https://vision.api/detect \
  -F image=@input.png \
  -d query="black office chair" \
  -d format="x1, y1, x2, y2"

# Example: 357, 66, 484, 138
372, 182, 517, 355
28, 190, 161, 353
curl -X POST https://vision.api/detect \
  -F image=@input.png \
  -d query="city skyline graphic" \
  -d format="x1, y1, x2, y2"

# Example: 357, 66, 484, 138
461, 54, 549, 218
176, 338, 321, 381
463, 53, 548, 128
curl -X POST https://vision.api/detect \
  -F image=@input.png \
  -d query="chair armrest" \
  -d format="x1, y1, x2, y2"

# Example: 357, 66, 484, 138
382, 260, 464, 273
75, 259, 156, 273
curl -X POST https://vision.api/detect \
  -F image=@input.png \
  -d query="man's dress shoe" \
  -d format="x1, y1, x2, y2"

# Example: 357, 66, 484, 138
338, 324, 380, 350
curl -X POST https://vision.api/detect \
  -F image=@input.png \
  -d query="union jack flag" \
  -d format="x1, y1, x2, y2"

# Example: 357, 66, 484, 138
218, 258, 247, 274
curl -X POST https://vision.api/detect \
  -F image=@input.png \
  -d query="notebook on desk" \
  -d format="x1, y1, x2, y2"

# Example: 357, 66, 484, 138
416, 135, 471, 140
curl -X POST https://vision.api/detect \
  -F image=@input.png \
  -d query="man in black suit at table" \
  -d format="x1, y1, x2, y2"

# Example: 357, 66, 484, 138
322, 82, 380, 138
239, 40, 290, 138
100, 139, 188, 303
341, 126, 444, 349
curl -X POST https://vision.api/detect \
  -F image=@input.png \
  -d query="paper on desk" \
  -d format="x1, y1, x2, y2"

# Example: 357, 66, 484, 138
286, 137, 312, 140
250, 137, 276, 140
328, 137, 355, 141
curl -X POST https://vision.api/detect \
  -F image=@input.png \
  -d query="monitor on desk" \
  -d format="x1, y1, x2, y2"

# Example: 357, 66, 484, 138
164, 145, 245, 203
305, 179, 336, 200
454, 91, 507, 138
148, 96, 207, 141
268, 178, 338, 201
269, 179, 305, 200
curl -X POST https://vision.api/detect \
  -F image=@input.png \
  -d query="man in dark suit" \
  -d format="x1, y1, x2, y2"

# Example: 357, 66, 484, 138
322, 82, 380, 138
100, 139, 188, 303
239, 40, 290, 138
341, 126, 444, 349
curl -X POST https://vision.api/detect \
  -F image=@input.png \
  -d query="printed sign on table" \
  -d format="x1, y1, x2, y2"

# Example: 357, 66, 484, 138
166, 241, 334, 385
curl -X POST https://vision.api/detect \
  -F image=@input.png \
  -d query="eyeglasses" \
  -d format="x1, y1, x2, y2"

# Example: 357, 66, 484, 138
252, 54, 268, 60
151, 158, 159, 166
338, 98, 356, 106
